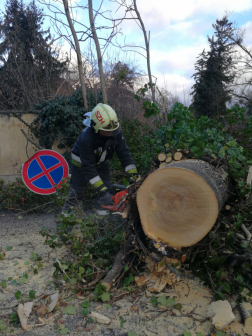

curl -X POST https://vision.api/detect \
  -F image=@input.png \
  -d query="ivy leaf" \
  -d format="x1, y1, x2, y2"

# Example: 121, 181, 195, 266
31, 252, 38, 260
157, 295, 166, 306
150, 296, 158, 306
29, 290, 36, 299
209, 231, 216, 239
0, 281, 6, 288
63, 305, 75, 315
80, 300, 91, 308
123, 178, 130, 187
24, 261, 30, 265
101, 292, 110, 302
123, 275, 133, 287
15, 291, 21, 300
0, 321, 7, 332
174, 303, 182, 310
196, 333, 205, 336
183, 330, 192, 336
216, 332, 226, 336
81, 308, 89, 316
128, 332, 138, 336
60, 328, 69, 335
6, 246, 13, 251
79, 266, 85, 274
17, 277, 27, 284
165, 297, 175, 307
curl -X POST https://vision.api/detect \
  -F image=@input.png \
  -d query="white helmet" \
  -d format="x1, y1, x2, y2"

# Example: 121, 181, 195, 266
90, 103, 120, 135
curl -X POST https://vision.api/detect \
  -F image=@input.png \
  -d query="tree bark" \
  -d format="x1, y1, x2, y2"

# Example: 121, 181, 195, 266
62, 0, 88, 110
133, 0, 155, 102
88, 0, 108, 104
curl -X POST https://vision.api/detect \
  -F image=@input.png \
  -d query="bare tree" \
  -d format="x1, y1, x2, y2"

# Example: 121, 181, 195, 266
88, 0, 108, 104
62, 0, 88, 109
110, 0, 156, 102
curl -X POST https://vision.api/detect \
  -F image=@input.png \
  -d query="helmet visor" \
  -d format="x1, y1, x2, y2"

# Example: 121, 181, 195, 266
102, 120, 119, 131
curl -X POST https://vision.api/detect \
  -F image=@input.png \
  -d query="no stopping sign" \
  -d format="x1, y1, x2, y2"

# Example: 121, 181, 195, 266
22, 150, 69, 195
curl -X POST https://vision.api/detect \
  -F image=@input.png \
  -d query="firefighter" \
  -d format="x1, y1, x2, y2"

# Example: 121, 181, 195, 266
62, 103, 138, 215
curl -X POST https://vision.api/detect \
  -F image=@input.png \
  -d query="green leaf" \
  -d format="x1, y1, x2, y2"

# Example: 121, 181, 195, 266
24, 261, 30, 265
80, 299, 91, 308
17, 277, 26, 284
101, 292, 110, 302
29, 290, 36, 299
60, 328, 69, 335
0, 281, 6, 288
15, 291, 21, 300
63, 305, 75, 315
104, 304, 111, 308
216, 332, 226, 336
9, 280, 18, 286
196, 333, 204, 336
123, 275, 133, 287
150, 296, 158, 306
128, 332, 138, 336
165, 297, 175, 307
174, 303, 182, 310
18, 215, 23, 220
209, 231, 216, 239
183, 330, 192, 336
0, 321, 7, 332
123, 178, 130, 187
81, 308, 89, 316
6, 246, 13, 251
31, 252, 38, 260
124, 265, 129, 272
157, 295, 166, 306
79, 266, 85, 274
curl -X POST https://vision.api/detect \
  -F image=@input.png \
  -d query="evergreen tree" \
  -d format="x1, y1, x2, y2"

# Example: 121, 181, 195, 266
191, 16, 236, 117
0, 0, 67, 110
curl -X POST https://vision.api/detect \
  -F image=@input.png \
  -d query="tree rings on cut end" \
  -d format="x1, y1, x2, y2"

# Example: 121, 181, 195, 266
136, 163, 219, 249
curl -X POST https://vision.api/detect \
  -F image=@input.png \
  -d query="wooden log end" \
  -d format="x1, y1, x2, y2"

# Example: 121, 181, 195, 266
159, 162, 166, 169
100, 281, 111, 291
166, 157, 172, 163
174, 152, 183, 161
157, 153, 166, 162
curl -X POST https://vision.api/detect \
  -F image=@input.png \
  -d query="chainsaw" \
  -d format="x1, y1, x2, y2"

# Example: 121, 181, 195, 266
101, 184, 129, 212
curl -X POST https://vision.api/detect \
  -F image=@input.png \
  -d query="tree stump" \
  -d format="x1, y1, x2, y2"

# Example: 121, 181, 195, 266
136, 160, 228, 249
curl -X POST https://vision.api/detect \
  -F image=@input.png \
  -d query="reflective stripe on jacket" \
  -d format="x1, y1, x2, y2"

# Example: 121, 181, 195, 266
71, 127, 136, 185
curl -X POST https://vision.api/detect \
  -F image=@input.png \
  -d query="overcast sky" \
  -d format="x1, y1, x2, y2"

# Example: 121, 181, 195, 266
23, 0, 252, 104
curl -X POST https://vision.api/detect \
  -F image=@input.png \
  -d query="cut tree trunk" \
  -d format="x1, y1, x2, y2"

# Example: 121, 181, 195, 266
136, 159, 228, 249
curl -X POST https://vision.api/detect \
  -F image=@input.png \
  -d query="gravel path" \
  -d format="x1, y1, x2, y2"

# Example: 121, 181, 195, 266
0, 210, 247, 336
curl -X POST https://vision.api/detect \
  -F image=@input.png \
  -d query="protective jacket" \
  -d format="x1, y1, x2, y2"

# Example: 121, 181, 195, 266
71, 127, 136, 188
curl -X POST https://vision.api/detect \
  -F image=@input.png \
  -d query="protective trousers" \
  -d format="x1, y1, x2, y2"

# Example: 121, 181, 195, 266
63, 163, 111, 210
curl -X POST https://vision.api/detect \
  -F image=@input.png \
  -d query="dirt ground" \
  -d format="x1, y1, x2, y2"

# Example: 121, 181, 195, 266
0, 210, 249, 336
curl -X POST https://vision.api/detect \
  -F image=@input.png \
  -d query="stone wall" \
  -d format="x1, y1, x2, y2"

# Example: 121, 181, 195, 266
0, 113, 69, 182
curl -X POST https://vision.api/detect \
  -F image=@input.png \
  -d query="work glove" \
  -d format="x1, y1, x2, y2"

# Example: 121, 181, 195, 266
97, 189, 114, 206
127, 167, 138, 184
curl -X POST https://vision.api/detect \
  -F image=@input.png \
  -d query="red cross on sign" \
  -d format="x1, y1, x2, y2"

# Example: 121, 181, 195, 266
22, 150, 69, 195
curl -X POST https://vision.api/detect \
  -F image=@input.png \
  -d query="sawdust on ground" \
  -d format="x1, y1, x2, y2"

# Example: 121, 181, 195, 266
0, 211, 248, 336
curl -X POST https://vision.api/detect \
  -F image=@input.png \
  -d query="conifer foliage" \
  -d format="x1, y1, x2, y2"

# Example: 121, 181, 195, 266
0, 0, 67, 110
191, 16, 236, 117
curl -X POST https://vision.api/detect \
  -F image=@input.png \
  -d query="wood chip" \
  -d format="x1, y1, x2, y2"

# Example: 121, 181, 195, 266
18, 302, 33, 330
48, 293, 59, 313
37, 304, 47, 317
90, 312, 111, 324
